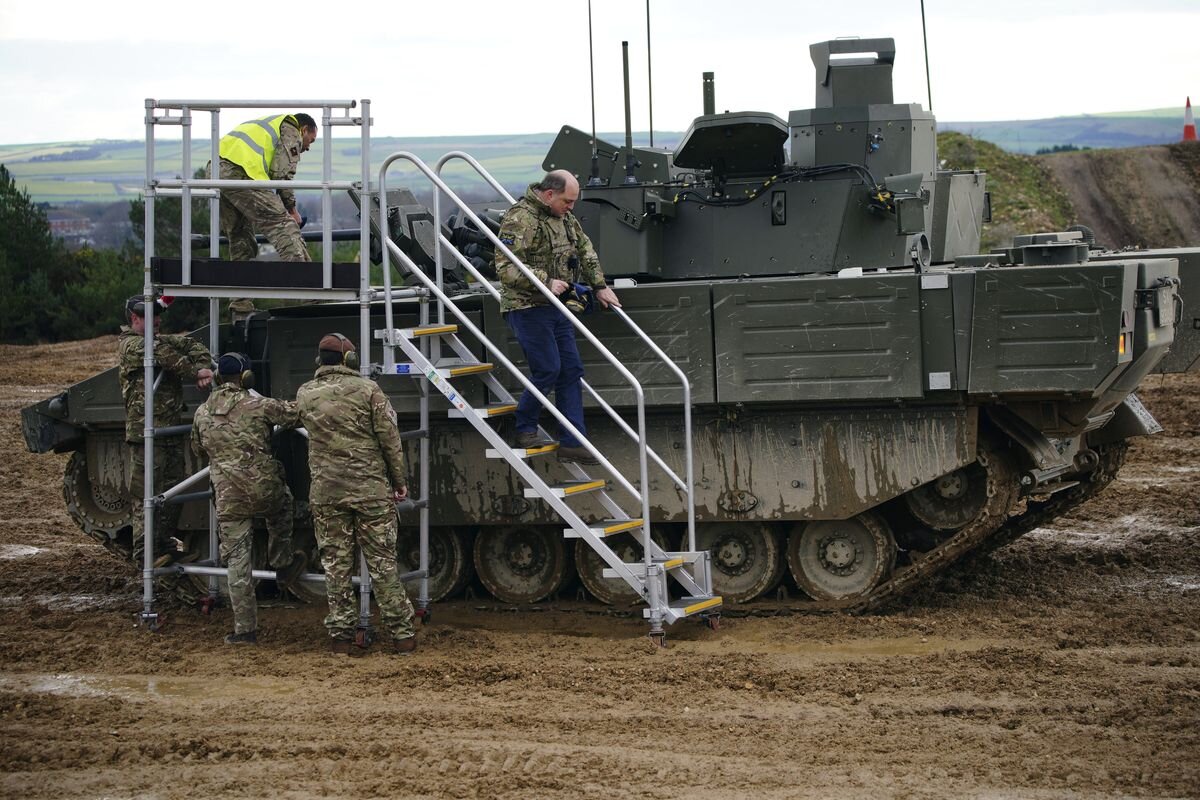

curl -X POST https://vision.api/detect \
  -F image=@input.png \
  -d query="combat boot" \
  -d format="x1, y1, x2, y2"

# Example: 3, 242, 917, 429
392, 635, 417, 655
331, 636, 367, 657
224, 631, 258, 645
274, 553, 307, 591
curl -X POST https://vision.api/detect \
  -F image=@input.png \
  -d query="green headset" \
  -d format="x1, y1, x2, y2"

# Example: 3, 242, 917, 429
317, 332, 360, 370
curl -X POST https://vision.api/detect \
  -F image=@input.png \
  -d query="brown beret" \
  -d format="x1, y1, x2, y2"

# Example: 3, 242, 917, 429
318, 333, 355, 354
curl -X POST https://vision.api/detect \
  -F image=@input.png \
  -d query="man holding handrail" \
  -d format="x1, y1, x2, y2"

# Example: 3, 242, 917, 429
494, 169, 620, 466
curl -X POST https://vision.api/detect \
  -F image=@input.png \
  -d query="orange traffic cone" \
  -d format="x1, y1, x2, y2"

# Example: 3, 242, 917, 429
1185, 97, 1197, 142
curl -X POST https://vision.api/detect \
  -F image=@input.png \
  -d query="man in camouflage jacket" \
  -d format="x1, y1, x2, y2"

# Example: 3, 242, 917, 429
191, 353, 306, 645
494, 170, 621, 465
295, 333, 417, 656
210, 112, 317, 316
118, 296, 213, 568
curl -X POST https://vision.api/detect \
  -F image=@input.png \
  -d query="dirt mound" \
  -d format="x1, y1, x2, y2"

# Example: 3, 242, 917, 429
1, 340, 1198, 798
1042, 144, 1200, 249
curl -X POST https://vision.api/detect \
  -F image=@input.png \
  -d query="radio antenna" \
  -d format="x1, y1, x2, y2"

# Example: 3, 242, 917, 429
921, 0, 933, 111
587, 0, 602, 186
646, 0, 654, 147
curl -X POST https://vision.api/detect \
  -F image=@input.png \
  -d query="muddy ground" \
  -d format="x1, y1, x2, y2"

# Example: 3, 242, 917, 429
0, 338, 1197, 799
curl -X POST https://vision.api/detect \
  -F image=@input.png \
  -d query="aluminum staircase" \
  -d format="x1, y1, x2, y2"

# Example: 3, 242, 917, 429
381, 321, 720, 638
374, 150, 720, 642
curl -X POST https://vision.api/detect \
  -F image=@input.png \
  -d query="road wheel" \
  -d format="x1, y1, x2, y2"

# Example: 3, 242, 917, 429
397, 526, 475, 602
694, 522, 784, 603
473, 525, 572, 604
787, 511, 896, 601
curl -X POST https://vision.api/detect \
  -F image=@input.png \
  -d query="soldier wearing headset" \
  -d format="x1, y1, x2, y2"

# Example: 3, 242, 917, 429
191, 353, 307, 645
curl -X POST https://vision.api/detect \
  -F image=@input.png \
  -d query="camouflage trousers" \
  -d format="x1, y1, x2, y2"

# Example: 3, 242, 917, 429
127, 440, 185, 565
218, 489, 295, 635
214, 159, 311, 262
311, 499, 415, 641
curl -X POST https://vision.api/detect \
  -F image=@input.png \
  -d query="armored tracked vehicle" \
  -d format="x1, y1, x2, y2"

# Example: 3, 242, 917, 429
22, 38, 1200, 619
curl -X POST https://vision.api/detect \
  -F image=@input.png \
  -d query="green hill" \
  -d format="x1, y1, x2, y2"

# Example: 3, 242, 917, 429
941, 107, 1185, 154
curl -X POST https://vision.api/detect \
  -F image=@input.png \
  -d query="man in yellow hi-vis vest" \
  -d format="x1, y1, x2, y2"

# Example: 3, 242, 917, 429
211, 113, 318, 316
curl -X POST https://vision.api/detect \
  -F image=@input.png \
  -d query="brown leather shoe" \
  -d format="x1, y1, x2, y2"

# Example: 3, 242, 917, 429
392, 636, 417, 655
331, 637, 367, 657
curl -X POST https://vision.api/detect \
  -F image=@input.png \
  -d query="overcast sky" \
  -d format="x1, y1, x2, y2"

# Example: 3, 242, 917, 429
0, 0, 1195, 144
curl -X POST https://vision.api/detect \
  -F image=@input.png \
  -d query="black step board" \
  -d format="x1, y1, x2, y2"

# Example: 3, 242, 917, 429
152, 257, 360, 289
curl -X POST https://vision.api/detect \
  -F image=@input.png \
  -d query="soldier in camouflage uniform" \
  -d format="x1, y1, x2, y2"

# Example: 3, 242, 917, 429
210, 112, 318, 317
117, 296, 213, 568
191, 353, 307, 645
495, 169, 621, 465
295, 333, 417, 656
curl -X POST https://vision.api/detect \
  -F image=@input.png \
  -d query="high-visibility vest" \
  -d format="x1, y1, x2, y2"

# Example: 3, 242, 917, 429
218, 114, 298, 181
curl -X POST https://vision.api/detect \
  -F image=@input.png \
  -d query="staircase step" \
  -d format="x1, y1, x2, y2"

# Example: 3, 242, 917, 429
449, 403, 516, 420
525, 480, 606, 499
563, 518, 644, 538
601, 552, 702, 576
486, 443, 559, 460
408, 324, 458, 338
669, 596, 723, 616
444, 362, 494, 377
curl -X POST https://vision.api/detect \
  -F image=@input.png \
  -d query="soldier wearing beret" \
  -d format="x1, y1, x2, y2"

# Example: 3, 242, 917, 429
117, 295, 213, 569
295, 333, 417, 656
494, 169, 621, 465
191, 353, 307, 645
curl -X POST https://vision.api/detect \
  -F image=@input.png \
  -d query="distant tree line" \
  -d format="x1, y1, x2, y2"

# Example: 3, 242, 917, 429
0, 164, 230, 343
29, 147, 105, 162
1035, 144, 1092, 155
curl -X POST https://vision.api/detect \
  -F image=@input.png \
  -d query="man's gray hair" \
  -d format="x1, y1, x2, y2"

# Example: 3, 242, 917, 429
535, 170, 572, 192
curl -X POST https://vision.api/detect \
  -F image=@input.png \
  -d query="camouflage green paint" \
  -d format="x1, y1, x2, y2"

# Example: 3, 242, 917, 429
495, 184, 606, 313
296, 364, 413, 640
218, 515, 294, 635
117, 327, 212, 443
213, 159, 310, 262
295, 365, 407, 505
191, 382, 300, 634
312, 500, 414, 640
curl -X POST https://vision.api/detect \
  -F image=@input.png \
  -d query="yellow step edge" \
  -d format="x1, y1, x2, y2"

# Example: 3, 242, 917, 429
684, 596, 723, 615
448, 363, 494, 376
522, 444, 559, 455
601, 519, 644, 535
412, 324, 458, 336
483, 404, 517, 417
563, 480, 605, 496
660, 558, 685, 570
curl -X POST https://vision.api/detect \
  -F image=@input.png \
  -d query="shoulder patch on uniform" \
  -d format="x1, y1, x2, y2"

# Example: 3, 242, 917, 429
500, 236, 515, 246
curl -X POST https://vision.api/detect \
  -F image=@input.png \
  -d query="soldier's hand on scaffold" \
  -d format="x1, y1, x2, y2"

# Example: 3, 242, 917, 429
393, 486, 409, 502
196, 368, 214, 390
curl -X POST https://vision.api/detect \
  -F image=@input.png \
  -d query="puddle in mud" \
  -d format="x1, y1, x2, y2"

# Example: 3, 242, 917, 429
0, 672, 301, 700
0, 545, 44, 560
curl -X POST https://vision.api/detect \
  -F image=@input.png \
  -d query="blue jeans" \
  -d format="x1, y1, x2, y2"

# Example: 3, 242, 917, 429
506, 305, 586, 447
